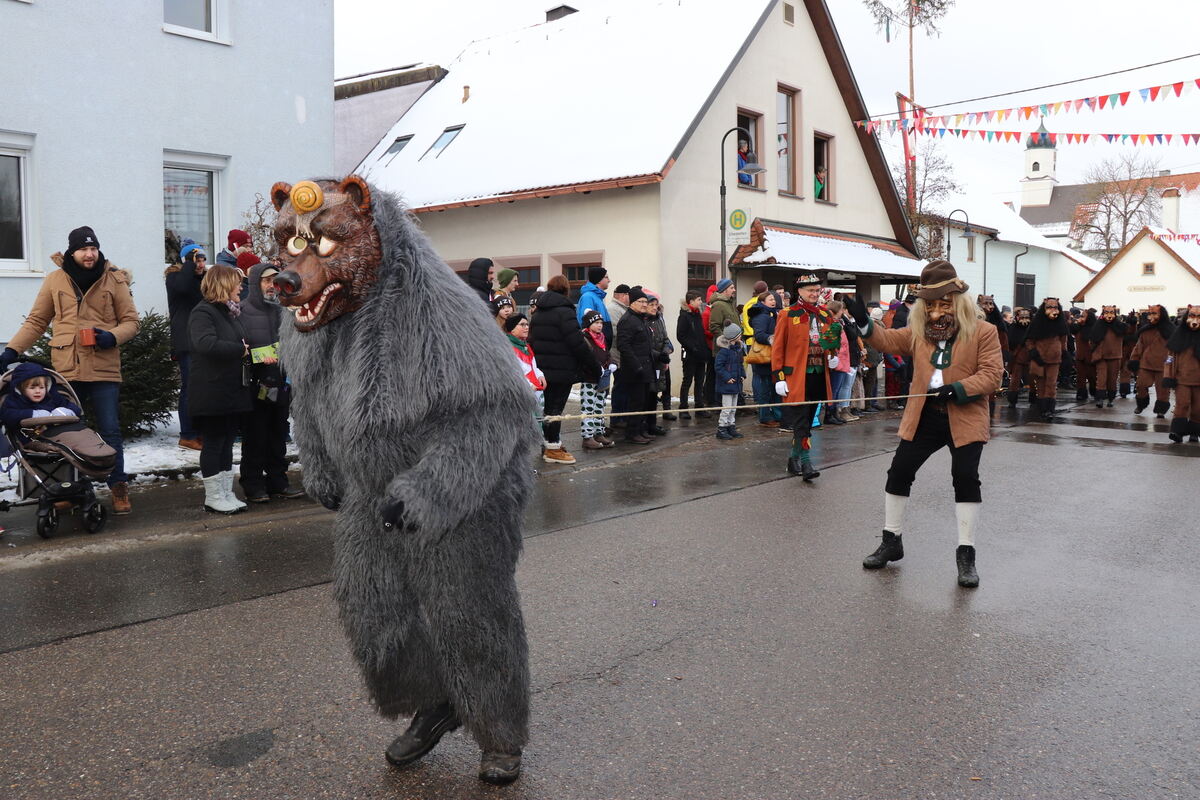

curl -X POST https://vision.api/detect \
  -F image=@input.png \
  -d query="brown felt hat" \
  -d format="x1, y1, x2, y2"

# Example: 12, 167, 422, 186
915, 259, 968, 301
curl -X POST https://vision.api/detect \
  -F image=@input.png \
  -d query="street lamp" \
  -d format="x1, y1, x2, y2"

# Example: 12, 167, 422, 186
945, 208, 975, 262
720, 126, 766, 279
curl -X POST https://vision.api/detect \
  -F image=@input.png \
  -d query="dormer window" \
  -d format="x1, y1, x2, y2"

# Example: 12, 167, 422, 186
382, 136, 413, 167
421, 126, 464, 160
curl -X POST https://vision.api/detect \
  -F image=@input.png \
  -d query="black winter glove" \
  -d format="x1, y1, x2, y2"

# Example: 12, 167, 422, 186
1163, 377, 1178, 390
94, 329, 117, 349
932, 384, 958, 400
1029, 348, 1045, 365
0, 347, 18, 371
846, 296, 870, 329
1126, 360, 1140, 374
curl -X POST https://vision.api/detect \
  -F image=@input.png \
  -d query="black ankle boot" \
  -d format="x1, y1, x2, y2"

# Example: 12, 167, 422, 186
801, 461, 820, 482
1094, 390, 1105, 408
1119, 382, 1131, 398
1169, 417, 1188, 443
1153, 400, 1170, 419
825, 409, 845, 425
1134, 397, 1149, 414
863, 530, 903, 568
786, 456, 803, 475
385, 702, 461, 767
956, 545, 979, 588
479, 750, 522, 785
1076, 389, 1089, 403
1006, 391, 1019, 408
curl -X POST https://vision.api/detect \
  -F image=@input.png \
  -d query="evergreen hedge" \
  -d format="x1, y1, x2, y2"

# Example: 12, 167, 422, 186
25, 310, 179, 438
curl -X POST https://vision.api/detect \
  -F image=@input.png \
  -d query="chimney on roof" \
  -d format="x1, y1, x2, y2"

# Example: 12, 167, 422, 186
546, 4, 578, 22
1162, 187, 1181, 233
1158, 169, 1171, 177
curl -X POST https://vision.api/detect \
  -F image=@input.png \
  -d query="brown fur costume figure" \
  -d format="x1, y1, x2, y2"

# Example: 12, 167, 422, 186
1164, 305, 1200, 443
269, 176, 538, 785
1128, 304, 1176, 417
1088, 305, 1128, 407
1070, 309, 1098, 403
1006, 307, 1034, 408
1023, 298, 1069, 421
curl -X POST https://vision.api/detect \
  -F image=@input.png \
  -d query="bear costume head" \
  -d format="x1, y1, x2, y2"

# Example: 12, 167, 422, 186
269, 176, 381, 331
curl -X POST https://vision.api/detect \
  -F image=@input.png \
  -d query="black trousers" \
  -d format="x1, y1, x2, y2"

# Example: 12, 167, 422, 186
240, 396, 291, 494
680, 354, 707, 409
885, 403, 983, 503
702, 355, 717, 406
541, 381, 574, 443
195, 414, 239, 478
619, 381, 651, 437
781, 371, 828, 442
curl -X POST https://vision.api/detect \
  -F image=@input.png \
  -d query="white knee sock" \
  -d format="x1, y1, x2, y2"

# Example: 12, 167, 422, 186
884, 492, 907, 535
956, 502, 980, 546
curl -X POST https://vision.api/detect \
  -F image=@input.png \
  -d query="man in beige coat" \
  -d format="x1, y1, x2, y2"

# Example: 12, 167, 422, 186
1, 227, 140, 513
846, 260, 1003, 588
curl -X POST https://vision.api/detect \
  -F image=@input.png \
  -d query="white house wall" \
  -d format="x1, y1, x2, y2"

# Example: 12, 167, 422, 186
0, 0, 333, 341
953, 239, 1053, 310
661, 0, 899, 302
415, 184, 662, 288
1079, 237, 1200, 311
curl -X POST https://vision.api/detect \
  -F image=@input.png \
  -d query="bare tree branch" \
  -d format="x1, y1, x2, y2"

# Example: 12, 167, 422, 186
1072, 152, 1165, 260
891, 140, 961, 259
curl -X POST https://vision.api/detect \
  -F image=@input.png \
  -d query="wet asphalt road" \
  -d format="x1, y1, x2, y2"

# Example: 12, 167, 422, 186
1, 394, 1198, 799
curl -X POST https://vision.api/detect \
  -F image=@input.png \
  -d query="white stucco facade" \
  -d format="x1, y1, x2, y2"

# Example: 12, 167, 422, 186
1074, 232, 1200, 312
0, 0, 334, 341
408, 0, 912, 312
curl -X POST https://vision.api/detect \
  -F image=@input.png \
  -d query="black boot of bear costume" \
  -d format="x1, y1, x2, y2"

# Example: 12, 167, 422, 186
1135, 396, 1149, 414
1153, 400, 1171, 419
1169, 417, 1189, 443
1094, 390, 1106, 408
1119, 382, 1131, 398
385, 703, 461, 767
1076, 388, 1089, 403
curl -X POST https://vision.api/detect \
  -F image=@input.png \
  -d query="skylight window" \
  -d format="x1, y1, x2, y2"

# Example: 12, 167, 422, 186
420, 126, 464, 160
382, 135, 413, 167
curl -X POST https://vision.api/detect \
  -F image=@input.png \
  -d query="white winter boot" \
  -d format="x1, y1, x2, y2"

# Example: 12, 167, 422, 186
202, 473, 241, 514
221, 470, 248, 510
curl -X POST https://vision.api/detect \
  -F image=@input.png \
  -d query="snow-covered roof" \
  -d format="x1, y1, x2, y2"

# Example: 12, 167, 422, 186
940, 195, 1101, 273
357, 1, 773, 210
739, 226, 925, 278
1147, 226, 1200, 270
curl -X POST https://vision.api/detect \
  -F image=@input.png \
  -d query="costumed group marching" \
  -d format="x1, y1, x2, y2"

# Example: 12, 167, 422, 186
4, 174, 1199, 787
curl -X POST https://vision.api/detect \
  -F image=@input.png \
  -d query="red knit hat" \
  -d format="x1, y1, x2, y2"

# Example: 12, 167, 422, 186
236, 251, 261, 274
227, 229, 251, 249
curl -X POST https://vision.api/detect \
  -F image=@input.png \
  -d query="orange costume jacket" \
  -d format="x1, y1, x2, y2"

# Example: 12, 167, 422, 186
862, 320, 1004, 447
770, 302, 837, 403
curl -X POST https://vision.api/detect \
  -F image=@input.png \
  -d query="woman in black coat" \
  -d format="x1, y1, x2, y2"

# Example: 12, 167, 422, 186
187, 264, 254, 513
529, 275, 601, 463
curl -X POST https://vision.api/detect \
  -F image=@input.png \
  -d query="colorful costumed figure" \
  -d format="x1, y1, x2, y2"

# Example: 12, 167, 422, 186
1128, 304, 1176, 418
1164, 304, 1200, 444
847, 261, 1004, 588
770, 273, 839, 481
1024, 298, 1069, 422
269, 176, 538, 785
1088, 305, 1128, 407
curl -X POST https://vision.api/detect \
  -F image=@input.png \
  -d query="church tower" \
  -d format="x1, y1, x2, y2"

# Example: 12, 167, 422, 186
1020, 119, 1057, 207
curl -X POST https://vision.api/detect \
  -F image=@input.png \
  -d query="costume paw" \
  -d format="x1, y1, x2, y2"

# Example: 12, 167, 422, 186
319, 494, 341, 511
381, 498, 415, 532
303, 473, 342, 511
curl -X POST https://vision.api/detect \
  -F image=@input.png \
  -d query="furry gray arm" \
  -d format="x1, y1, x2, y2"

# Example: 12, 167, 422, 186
381, 408, 531, 538
292, 410, 342, 510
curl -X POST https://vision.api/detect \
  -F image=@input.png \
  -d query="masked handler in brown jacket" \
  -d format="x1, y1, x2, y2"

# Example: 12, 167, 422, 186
846, 261, 1003, 588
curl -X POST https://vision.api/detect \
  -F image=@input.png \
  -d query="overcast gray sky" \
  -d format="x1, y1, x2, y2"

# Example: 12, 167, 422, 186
334, 0, 1200, 205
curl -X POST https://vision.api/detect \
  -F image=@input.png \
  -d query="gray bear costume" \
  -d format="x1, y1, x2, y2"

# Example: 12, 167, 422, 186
272, 176, 539, 757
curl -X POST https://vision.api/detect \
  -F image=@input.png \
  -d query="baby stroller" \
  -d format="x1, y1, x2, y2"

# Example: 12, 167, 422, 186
0, 361, 114, 538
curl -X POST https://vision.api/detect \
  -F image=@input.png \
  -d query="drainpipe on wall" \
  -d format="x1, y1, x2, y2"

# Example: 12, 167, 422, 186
1013, 244, 1030, 307
982, 234, 998, 298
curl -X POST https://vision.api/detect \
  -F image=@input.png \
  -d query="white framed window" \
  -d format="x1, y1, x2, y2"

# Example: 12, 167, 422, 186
163, 150, 228, 260
0, 130, 36, 275
163, 0, 231, 45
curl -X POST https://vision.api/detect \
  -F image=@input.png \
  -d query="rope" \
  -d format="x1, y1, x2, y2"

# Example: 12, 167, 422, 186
542, 391, 946, 423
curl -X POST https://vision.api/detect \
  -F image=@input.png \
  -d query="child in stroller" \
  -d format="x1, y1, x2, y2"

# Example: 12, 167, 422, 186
0, 361, 115, 538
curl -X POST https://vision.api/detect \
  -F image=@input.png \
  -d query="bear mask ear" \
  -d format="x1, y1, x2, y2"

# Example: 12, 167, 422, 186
271, 182, 293, 212
339, 175, 371, 215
